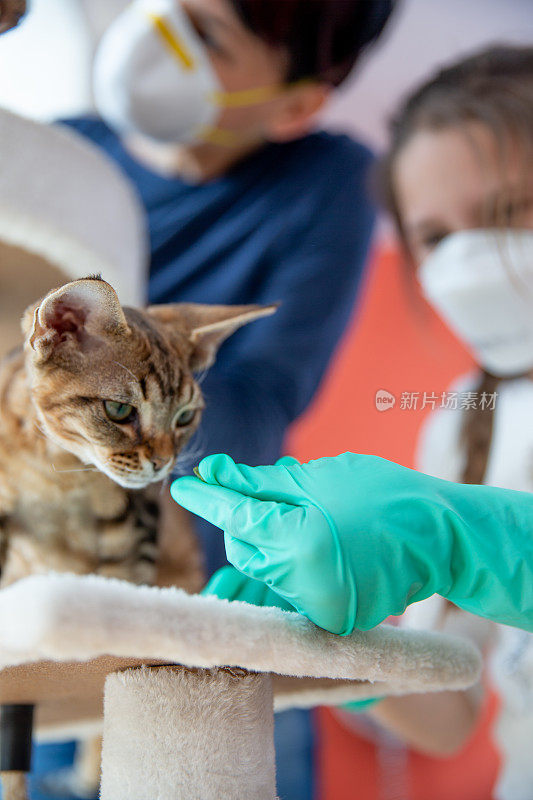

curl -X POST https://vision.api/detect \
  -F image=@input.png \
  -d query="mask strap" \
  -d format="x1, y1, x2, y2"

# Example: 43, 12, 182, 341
195, 126, 243, 147
211, 79, 312, 109
147, 9, 312, 108
147, 12, 196, 70
198, 76, 315, 146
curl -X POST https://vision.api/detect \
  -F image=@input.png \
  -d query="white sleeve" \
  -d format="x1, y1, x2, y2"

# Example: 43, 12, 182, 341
415, 372, 479, 481
408, 372, 496, 652
402, 596, 495, 654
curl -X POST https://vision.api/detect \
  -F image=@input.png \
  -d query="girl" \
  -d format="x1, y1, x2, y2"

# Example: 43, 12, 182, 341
368, 44, 533, 799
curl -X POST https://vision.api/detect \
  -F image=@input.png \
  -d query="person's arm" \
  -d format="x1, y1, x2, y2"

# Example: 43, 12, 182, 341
369, 689, 481, 757
187, 144, 376, 574
171, 452, 533, 632
365, 594, 494, 755
362, 390, 494, 754
341, 403, 494, 752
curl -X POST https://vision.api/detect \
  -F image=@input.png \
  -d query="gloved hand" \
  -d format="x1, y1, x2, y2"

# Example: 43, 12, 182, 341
202, 564, 296, 612
171, 452, 533, 634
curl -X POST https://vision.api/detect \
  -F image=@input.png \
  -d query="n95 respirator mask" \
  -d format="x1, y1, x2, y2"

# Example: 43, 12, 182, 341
93, 0, 290, 145
419, 229, 533, 377
93, 0, 220, 144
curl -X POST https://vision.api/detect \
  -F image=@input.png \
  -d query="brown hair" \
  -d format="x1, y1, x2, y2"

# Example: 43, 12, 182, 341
379, 45, 533, 484
229, 0, 396, 86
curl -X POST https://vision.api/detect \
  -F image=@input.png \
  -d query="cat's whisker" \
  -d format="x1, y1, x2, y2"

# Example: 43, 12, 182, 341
50, 463, 99, 474
177, 454, 203, 471
158, 478, 171, 498
33, 423, 48, 440
194, 367, 209, 386
172, 453, 204, 477
175, 436, 207, 472
112, 360, 138, 382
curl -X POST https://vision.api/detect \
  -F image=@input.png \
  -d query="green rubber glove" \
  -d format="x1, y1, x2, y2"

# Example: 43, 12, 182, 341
342, 697, 383, 712
171, 452, 533, 634
202, 564, 296, 612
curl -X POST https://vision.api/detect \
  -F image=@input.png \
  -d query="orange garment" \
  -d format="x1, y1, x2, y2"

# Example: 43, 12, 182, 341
288, 246, 501, 799
316, 695, 500, 800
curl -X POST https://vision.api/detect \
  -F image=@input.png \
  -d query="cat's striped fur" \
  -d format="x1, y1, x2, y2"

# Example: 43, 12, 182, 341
0, 276, 274, 587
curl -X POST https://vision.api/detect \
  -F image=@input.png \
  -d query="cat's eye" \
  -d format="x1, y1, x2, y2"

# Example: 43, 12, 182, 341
104, 400, 136, 423
175, 407, 196, 427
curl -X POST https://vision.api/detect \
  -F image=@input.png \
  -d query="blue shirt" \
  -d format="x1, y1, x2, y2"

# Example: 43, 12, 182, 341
61, 118, 376, 573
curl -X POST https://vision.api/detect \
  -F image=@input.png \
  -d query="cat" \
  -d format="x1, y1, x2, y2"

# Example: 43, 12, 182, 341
0, 275, 276, 800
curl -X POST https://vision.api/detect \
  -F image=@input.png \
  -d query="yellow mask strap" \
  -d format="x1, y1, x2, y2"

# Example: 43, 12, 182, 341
210, 85, 284, 108
147, 12, 311, 109
210, 79, 312, 109
196, 126, 243, 147
147, 12, 196, 70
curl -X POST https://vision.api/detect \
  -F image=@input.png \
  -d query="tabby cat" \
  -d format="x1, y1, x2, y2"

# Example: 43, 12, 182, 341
0, 275, 275, 799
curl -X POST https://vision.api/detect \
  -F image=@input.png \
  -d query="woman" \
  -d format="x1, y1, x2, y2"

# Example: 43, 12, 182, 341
369, 43, 533, 798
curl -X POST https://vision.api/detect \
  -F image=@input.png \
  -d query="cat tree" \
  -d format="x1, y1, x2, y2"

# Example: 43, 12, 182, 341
0, 573, 481, 799
0, 107, 482, 798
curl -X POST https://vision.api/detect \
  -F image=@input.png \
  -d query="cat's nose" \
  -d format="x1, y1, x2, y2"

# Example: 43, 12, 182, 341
150, 455, 170, 472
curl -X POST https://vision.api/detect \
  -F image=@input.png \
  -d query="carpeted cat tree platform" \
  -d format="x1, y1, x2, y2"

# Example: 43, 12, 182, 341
0, 573, 481, 800
0, 107, 147, 360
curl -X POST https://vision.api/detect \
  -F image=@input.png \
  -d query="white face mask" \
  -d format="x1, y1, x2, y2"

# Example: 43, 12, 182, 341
419, 229, 533, 377
93, 0, 288, 145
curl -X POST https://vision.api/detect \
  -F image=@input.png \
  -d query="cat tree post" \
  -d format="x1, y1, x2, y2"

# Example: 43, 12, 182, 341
100, 666, 277, 800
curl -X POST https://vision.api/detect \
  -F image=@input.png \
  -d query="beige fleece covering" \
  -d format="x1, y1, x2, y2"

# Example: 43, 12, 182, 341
0, 572, 481, 727
100, 667, 277, 800
0, 107, 147, 307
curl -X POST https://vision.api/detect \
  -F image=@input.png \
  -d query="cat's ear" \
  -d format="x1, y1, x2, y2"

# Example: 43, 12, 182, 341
24, 277, 130, 361
147, 303, 278, 371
